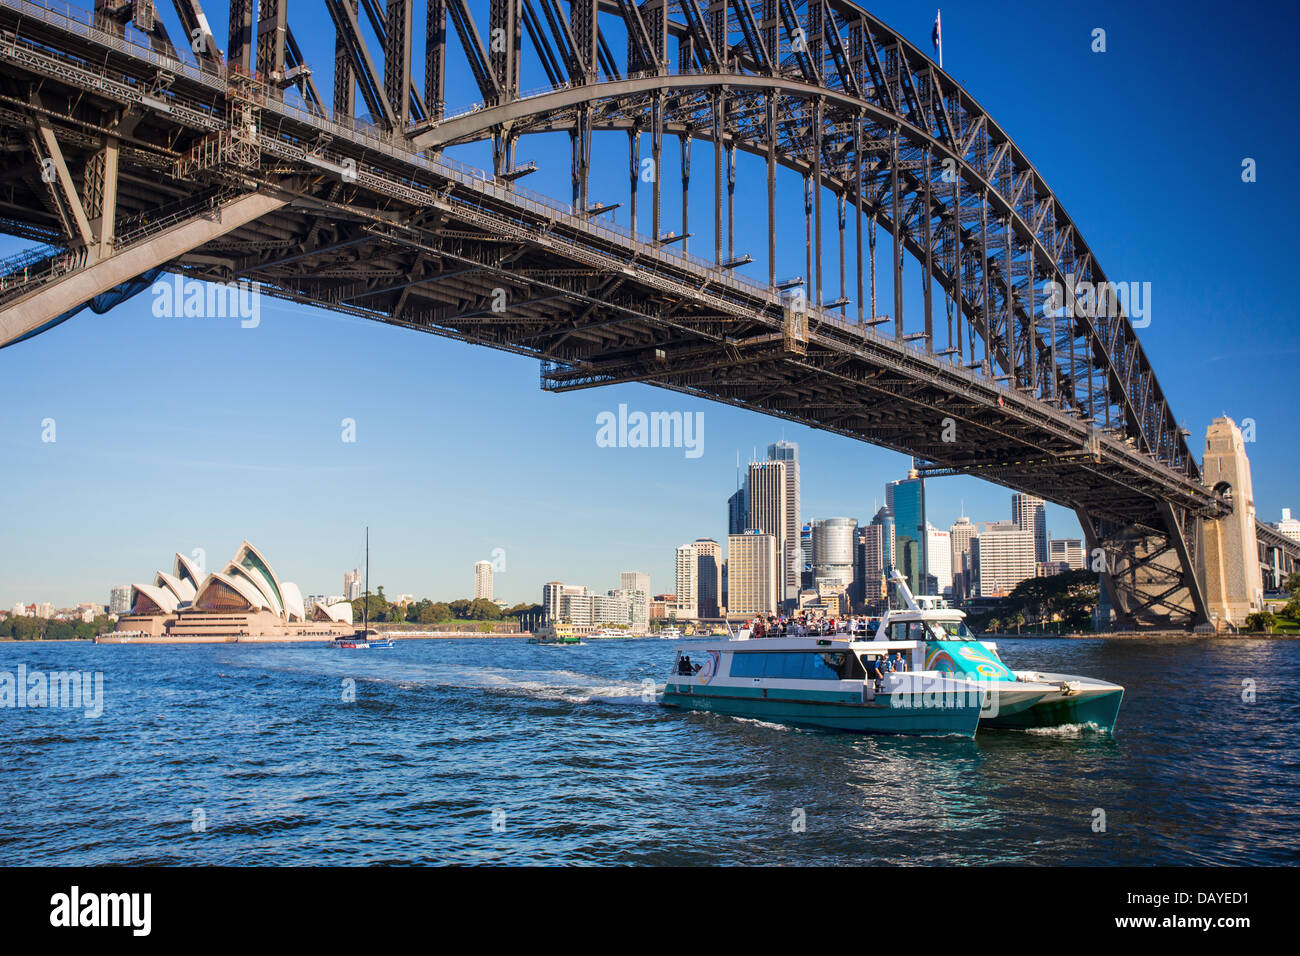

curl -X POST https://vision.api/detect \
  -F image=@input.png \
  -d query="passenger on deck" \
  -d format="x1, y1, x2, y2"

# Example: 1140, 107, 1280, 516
677, 655, 693, 675
891, 651, 907, 672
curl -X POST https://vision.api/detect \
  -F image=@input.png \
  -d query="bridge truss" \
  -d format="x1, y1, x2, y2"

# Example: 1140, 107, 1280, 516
0, 0, 1253, 627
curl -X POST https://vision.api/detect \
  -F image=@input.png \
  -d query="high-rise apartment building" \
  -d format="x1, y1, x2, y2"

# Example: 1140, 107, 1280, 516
1012, 492, 1049, 564
767, 441, 801, 601
726, 532, 779, 619
344, 568, 363, 601
693, 538, 721, 618
675, 543, 699, 619
620, 571, 650, 596
747, 459, 790, 603
109, 585, 132, 616
474, 560, 493, 601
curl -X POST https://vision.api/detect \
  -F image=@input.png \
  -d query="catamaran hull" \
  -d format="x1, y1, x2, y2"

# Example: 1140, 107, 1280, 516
977, 671, 1123, 733
980, 685, 1123, 732
660, 686, 981, 737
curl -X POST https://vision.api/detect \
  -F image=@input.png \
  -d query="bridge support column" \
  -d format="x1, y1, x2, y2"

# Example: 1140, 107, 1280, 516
1197, 416, 1265, 630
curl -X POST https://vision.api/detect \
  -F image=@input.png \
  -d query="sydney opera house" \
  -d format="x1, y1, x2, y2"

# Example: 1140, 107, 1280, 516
109, 541, 354, 642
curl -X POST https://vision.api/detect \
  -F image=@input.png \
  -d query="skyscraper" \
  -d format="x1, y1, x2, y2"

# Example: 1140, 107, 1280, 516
474, 560, 493, 601
694, 538, 721, 618
767, 440, 801, 601
812, 517, 857, 591
675, 543, 699, 619
727, 485, 748, 536
747, 459, 790, 603
799, 521, 813, 589
726, 532, 779, 619
887, 468, 926, 598
926, 523, 953, 598
949, 514, 976, 600
1012, 492, 1049, 564
971, 521, 1037, 597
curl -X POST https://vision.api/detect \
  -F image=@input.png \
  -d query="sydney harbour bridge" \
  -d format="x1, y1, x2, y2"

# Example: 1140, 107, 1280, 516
0, 0, 1294, 628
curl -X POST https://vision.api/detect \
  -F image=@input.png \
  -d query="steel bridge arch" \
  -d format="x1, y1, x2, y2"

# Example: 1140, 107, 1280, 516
410, 0, 1197, 486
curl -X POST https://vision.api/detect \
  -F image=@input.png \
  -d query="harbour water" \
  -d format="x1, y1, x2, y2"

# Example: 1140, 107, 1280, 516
1, 637, 1297, 865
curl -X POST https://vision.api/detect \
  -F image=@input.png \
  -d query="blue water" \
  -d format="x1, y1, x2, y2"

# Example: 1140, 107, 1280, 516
1, 637, 1297, 865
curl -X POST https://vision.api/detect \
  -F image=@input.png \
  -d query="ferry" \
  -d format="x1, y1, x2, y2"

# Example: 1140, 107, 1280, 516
659, 571, 1123, 736
657, 626, 683, 640
528, 622, 581, 645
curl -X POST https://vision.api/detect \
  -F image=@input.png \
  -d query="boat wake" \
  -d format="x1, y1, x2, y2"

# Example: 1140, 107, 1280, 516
1020, 721, 1109, 736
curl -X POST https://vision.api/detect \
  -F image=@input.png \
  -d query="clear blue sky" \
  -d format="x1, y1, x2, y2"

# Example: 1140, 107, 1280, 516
2, 0, 1297, 607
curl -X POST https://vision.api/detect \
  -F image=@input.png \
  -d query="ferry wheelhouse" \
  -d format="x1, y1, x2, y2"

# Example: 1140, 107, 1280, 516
660, 572, 1123, 736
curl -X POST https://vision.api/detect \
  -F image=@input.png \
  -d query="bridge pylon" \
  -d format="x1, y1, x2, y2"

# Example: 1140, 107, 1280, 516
1197, 417, 1265, 630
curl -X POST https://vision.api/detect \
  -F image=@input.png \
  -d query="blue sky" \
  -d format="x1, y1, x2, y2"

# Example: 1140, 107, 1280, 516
2, 0, 1297, 607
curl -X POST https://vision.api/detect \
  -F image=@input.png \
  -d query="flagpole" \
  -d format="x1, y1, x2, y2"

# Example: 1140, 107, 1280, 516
937, 10, 943, 69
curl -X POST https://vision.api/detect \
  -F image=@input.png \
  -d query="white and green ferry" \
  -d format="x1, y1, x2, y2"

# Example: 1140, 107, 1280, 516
660, 572, 1123, 737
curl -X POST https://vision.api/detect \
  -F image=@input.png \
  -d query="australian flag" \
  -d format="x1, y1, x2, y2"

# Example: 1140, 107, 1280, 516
932, 10, 942, 54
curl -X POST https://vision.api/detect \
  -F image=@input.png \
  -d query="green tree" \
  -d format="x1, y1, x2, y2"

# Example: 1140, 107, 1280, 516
1014, 612, 1026, 634
1245, 611, 1276, 633
988, 618, 1001, 634
449, 598, 472, 620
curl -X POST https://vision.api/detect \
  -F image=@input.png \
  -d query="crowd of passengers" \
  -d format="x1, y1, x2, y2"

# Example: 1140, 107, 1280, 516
747, 614, 876, 639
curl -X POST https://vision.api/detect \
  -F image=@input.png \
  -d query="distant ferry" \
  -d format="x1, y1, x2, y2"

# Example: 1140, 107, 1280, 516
660, 572, 1123, 737
529, 622, 581, 645
657, 626, 682, 640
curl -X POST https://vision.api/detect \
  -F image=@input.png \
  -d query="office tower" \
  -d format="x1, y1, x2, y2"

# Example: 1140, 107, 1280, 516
926, 524, 953, 598
694, 538, 721, 618
1049, 539, 1085, 571
812, 517, 856, 591
727, 532, 779, 619
1012, 492, 1049, 564
747, 459, 789, 603
971, 521, 1037, 597
109, 585, 132, 616
727, 485, 748, 536
621, 571, 651, 597
798, 521, 813, 589
675, 543, 699, 619
474, 560, 493, 601
767, 440, 801, 601
949, 514, 976, 600
887, 469, 926, 597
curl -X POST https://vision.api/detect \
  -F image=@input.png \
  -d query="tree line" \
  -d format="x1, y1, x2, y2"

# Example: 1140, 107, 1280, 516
0, 615, 116, 641
350, 587, 542, 625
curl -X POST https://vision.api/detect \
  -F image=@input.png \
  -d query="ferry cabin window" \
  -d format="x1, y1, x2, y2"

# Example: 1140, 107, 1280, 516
729, 652, 854, 680
888, 622, 927, 642
926, 621, 978, 641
